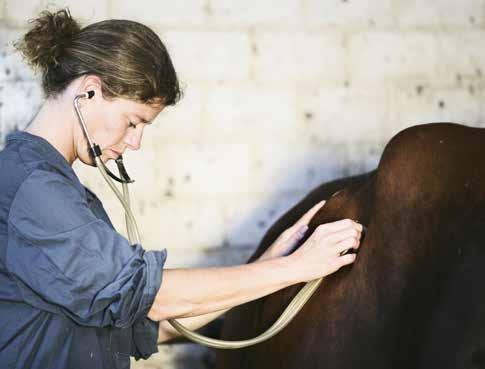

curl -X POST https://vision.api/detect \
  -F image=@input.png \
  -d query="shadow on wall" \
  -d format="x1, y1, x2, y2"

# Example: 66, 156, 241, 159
218, 141, 383, 248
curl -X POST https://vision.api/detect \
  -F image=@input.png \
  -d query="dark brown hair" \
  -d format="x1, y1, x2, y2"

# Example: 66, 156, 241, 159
14, 8, 182, 106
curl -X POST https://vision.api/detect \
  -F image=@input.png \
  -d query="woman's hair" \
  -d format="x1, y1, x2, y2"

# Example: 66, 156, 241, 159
14, 8, 182, 106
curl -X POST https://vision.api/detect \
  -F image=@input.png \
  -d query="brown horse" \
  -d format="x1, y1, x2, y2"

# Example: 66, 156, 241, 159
216, 122, 485, 369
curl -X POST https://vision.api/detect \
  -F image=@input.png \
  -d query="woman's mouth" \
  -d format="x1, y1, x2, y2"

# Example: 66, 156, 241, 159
108, 149, 122, 159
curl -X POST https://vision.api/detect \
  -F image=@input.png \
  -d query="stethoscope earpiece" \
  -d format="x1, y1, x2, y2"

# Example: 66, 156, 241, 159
73, 90, 134, 184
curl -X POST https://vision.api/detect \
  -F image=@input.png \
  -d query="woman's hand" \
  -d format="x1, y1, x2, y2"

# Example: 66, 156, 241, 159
149, 201, 363, 322
289, 218, 363, 282
256, 200, 328, 262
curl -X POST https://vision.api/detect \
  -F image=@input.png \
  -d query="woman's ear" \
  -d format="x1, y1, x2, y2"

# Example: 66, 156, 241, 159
80, 75, 104, 101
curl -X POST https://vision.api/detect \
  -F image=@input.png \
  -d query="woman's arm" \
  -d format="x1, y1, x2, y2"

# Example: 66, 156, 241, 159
156, 202, 323, 343
156, 241, 303, 343
156, 253, 298, 343
149, 201, 363, 323
148, 256, 295, 322
156, 246, 304, 343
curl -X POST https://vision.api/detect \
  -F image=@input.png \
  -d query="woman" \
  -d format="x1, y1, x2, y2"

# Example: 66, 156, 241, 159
0, 9, 363, 369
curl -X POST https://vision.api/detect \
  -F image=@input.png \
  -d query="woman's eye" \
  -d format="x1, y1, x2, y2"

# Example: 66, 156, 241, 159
128, 122, 136, 128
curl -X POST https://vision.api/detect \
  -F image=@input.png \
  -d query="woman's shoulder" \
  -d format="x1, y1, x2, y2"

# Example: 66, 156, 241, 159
0, 143, 53, 195
0, 140, 31, 202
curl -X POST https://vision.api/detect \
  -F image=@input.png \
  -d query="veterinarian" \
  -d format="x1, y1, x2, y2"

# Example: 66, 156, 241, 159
0, 9, 363, 369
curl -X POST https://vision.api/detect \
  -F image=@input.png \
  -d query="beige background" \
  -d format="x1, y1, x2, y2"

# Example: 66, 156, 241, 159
1, 0, 485, 368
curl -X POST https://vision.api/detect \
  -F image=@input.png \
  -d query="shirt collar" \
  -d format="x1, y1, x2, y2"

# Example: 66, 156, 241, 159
6, 130, 87, 197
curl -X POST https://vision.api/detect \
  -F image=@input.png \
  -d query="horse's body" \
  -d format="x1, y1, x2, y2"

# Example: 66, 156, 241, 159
216, 123, 485, 369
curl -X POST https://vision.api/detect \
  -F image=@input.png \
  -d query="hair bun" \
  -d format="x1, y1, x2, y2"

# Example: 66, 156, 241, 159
15, 8, 81, 71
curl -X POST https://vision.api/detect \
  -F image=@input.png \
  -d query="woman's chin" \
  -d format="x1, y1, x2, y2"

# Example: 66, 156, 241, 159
78, 154, 103, 167
77, 151, 116, 166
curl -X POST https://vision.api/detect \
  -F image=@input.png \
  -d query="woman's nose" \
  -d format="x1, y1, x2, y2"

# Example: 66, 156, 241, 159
124, 127, 143, 150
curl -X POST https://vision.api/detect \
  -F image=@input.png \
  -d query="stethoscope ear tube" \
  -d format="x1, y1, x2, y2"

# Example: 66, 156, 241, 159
73, 90, 134, 184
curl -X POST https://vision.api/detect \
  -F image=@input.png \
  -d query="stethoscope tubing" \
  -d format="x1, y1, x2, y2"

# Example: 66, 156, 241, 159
74, 91, 324, 349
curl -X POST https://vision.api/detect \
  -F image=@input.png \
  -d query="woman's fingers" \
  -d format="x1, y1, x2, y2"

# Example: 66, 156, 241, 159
315, 218, 362, 235
281, 227, 308, 256
292, 200, 326, 229
325, 227, 362, 244
338, 253, 357, 267
290, 217, 364, 281
335, 236, 360, 254
262, 220, 311, 261
283, 224, 307, 246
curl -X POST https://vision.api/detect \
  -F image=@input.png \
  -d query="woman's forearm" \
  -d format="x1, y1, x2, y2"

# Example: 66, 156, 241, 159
158, 308, 229, 343
147, 256, 297, 322
156, 254, 276, 343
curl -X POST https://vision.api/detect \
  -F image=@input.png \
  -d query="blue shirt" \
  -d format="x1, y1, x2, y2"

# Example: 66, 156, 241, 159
0, 131, 167, 369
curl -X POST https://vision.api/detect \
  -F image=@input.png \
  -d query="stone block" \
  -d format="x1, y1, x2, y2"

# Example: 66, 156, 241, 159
252, 31, 346, 85
160, 30, 251, 83
304, 0, 395, 28
111, 0, 208, 27
204, 84, 298, 143
209, 0, 302, 27
396, 0, 484, 28
4, 0, 44, 27
349, 31, 438, 84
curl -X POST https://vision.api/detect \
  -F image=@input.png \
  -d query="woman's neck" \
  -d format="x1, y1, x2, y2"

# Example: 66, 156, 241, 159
26, 96, 78, 165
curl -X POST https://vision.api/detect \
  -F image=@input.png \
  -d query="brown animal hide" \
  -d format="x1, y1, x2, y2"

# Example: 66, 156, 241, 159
216, 123, 485, 369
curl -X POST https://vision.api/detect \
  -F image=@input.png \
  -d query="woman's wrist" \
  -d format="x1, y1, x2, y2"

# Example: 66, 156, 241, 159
254, 253, 302, 284
265, 254, 302, 286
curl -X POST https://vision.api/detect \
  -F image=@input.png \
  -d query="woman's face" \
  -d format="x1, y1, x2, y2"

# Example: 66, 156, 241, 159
76, 92, 163, 166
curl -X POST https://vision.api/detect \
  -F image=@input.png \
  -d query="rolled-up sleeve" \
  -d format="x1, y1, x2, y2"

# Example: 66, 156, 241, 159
131, 318, 160, 360
6, 169, 167, 329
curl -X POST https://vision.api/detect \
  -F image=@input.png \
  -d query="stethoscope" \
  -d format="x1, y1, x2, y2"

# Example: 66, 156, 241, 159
73, 90, 327, 349
73, 90, 134, 184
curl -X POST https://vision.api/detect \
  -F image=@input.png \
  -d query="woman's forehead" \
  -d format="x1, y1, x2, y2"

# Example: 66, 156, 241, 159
117, 98, 163, 118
